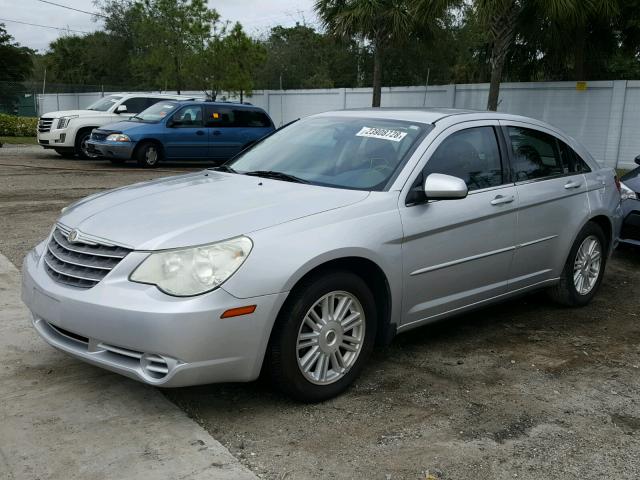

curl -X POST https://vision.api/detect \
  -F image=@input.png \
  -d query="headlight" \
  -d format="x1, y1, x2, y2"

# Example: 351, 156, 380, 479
620, 182, 638, 201
106, 133, 131, 142
57, 115, 78, 129
130, 237, 253, 296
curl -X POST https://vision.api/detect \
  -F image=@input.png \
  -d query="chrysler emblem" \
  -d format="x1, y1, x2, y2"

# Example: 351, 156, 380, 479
67, 229, 80, 243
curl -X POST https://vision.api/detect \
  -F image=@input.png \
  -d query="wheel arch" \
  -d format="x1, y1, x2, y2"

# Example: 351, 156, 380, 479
133, 138, 165, 158
274, 255, 395, 347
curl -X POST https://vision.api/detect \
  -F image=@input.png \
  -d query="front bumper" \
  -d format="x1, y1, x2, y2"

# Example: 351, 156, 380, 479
21, 241, 288, 387
37, 128, 72, 148
87, 140, 135, 159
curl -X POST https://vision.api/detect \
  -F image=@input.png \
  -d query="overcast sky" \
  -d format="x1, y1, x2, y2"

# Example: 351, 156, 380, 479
0, 0, 319, 52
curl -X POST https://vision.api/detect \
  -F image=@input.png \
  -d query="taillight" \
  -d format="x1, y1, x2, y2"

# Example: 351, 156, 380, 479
615, 175, 621, 193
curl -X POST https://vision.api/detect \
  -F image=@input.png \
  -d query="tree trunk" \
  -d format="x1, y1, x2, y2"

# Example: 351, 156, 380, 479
573, 24, 587, 81
174, 56, 182, 94
487, 2, 518, 111
372, 40, 382, 108
240, 90, 244, 103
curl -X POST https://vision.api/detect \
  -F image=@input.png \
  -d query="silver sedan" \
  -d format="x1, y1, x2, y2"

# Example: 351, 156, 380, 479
22, 109, 623, 402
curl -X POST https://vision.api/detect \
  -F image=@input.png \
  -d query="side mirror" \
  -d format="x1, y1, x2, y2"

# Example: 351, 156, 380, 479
116, 105, 127, 113
634, 155, 640, 166
166, 119, 177, 128
424, 173, 468, 200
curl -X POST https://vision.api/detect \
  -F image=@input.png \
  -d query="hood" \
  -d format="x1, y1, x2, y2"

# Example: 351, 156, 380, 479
59, 171, 369, 250
42, 109, 113, 119
94, 121, 149, 134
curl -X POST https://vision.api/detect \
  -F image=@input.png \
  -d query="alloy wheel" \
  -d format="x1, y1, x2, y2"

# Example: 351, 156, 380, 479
573, 235, 602, 295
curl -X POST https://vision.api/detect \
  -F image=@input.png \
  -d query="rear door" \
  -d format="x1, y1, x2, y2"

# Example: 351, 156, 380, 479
500, 122, 590, 290
205, 106, 242, 159
400, 121, 518, 326
164, 105, 208, 159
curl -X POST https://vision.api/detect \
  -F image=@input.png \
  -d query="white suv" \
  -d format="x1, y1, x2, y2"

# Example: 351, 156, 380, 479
37, 93, 199, 158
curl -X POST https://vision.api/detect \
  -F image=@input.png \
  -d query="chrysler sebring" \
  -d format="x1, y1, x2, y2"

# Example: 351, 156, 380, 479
22, 109, 622, 402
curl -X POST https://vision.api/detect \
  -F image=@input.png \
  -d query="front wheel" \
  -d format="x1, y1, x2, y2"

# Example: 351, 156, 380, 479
267, 270, 377, 402
136, 142, 162, 168
549, 222, 607, 307
75, 131, 100, 159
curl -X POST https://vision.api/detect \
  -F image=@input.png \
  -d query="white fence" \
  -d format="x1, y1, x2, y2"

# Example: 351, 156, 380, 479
38, 80, 640, 169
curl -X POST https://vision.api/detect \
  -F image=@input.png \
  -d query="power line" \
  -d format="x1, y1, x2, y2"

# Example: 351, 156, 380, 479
0, 17, 91, 34
36, 0, 108, 19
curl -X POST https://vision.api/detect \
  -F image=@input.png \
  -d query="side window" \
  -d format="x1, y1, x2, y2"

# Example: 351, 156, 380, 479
559, 141, 592, 173
235, 109, 272, 128
120, 97, 150, 114
424, 126, 504, 191
205, 107, 234, 127
508, 127, 564, 181
172, 106, 203, 127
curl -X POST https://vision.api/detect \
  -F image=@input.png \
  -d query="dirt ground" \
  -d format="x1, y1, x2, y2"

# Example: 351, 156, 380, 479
2, 145, 639, 480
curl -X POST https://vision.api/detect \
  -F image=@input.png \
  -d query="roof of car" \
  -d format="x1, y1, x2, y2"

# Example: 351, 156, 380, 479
317, 108, 545, 126
175, 100, 264, 110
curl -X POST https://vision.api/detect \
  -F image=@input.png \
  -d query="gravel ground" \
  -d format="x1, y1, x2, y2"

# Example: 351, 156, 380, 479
2, 145, 639, 480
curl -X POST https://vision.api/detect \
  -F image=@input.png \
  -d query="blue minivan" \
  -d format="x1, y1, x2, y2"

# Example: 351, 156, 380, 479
87, 101, 275, 167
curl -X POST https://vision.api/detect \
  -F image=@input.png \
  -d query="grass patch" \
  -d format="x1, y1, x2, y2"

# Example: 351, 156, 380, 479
0, 136, 37, 145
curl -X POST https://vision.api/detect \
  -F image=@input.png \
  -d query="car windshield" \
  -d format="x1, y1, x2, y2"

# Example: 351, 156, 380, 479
228, 116, 430, 191
86, 95, 123, 112
132, 102, 179, 122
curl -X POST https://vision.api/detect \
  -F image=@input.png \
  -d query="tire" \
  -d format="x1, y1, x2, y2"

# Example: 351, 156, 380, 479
54, 148, 75, 158
74, 130, 99, 159
548, 222, 607, 307
136, 142, 162, 168
267, 270, 377, 402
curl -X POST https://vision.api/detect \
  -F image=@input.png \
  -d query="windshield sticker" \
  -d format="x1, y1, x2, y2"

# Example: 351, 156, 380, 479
356, 126, 408, 142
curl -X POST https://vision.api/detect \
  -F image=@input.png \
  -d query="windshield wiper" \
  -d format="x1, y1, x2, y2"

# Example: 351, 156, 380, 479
210, 164, 237, 173
131, 115, 144, 121
244, 170, 309, 184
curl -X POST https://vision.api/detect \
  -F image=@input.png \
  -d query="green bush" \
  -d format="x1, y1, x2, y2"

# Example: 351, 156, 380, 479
0, 113, 37, 137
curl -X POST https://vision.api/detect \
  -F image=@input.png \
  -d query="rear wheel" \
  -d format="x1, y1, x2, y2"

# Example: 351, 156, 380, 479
136, 142, 162, 168
75, 130, 99, 159
549, 222, 607, 307
267, 270, 376, 402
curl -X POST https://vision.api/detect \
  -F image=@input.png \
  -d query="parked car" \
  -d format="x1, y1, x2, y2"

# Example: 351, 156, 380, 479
22, 109, 622, 402
87, 101, 275, 167
37, 93, 198, 159
619, 156, 640, 246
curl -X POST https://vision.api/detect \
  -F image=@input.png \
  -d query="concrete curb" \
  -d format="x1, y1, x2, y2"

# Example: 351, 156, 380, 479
0, 253, 257, 480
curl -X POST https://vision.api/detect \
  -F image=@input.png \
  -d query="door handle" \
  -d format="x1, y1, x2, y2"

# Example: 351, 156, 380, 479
491, 195, 515, 206
212, 130, 222, 136
196, 130, 205, 136
564, 181, 582, 189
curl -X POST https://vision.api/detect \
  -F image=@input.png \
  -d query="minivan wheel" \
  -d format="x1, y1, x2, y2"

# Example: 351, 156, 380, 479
136, 142, 161, 168
267, 270, 377, 402
549, 222, 606, 307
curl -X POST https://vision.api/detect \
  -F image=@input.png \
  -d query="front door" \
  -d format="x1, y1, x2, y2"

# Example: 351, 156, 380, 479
400, 122, 518, 327
165, 105, 208, 159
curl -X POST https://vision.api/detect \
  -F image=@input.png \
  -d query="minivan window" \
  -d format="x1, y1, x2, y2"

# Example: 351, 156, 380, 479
173, 105, 203, 127
134, 102, 177, 122
86, 95, 122, 112
205, 107, 234, 127
235, 109, 272, 128
424, 126, 503, 191
508, 127, 563, 181
228, 116, 429, 191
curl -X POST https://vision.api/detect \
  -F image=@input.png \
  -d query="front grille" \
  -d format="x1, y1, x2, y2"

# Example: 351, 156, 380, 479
91, 131, 108, 141
38, 117, 54, 133
44, 226, 131, 289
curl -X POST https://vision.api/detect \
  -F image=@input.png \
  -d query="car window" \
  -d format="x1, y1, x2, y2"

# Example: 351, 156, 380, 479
86, 95, 122, 112
147, 98, 170, 109
508, 127, 564, 181
559, 141, 592, 173
134, 102, 177, 122
172, 105, 203, 127
423, 126, 503, 191
235, 109, 272, 128
120, 97, 150, 114
205, 107, 234, 127
228, 116, 430, 191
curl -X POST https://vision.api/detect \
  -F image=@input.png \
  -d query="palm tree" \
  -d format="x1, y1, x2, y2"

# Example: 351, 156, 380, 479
315, 0, 414, 107
477, 0, 619, 111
